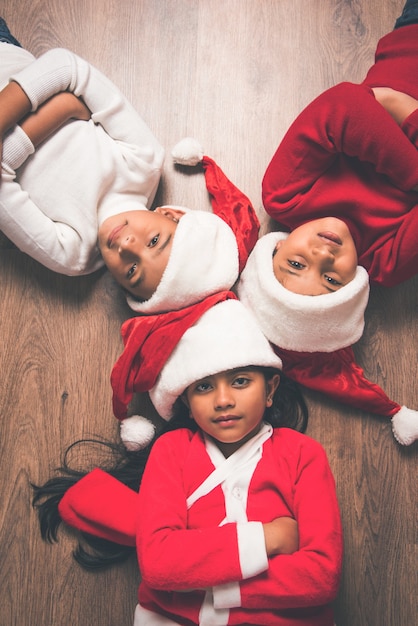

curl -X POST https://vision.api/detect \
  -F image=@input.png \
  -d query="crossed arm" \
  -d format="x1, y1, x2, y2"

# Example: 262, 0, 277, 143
0, 80, 90, 159
373, 87, 418, 192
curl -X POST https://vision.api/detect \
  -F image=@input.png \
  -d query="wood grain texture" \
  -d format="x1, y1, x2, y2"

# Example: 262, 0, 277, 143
0, 1, 416, 625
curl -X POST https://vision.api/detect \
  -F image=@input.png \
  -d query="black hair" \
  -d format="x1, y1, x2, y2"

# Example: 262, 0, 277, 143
32, 370, 307, 570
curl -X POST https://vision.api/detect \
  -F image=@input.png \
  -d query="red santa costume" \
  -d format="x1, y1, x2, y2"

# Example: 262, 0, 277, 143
238, 24, 418, 446
58, 296, 343, 626
135, 426, 342, 626
262, 24, 418, 287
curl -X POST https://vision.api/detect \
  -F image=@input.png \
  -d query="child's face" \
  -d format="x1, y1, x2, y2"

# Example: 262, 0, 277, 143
184, 368, 280, 457
272, 218, 358, 295
98, 208, 184, 301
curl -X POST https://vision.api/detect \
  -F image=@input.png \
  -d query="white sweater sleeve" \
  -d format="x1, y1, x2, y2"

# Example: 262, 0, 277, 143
10, 48, 165, 172
0, 49, 164, 275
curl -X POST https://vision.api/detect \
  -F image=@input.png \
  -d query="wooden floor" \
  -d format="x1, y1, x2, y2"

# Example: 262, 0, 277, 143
0, 1, 416, 625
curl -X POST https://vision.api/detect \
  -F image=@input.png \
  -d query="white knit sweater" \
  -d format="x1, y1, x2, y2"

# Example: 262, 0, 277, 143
0, 43, 164, 274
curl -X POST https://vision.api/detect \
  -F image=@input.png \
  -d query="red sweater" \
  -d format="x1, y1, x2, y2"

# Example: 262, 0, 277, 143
136, 427, 343, 626
262, 24, 418, 287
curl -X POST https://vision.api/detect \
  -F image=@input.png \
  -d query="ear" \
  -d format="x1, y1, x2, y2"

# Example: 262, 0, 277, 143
273, 240, 283, 255
155, 207, 185, 222
265, 373, 280, 407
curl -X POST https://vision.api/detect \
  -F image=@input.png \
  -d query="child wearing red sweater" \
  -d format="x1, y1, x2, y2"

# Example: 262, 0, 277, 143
33, 296, 343, 626
239, 2, 418, 446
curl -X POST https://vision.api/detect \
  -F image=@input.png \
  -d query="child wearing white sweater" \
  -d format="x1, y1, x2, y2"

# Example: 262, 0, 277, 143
0, 21, 258, 313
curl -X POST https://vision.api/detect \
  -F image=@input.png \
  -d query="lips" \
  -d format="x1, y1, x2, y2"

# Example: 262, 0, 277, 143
213, 415, 241, 424
107, 223, 126, 247
317, 231, 342, 245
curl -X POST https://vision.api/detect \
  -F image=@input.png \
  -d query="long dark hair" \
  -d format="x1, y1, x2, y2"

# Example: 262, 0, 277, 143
32, 370, 308, 570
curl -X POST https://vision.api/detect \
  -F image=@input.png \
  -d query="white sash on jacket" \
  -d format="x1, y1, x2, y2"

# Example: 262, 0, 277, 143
186, 423, 272, 509
187, 422, 273, 626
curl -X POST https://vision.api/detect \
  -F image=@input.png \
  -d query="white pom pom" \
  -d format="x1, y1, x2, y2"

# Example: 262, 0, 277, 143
120, 415, 156, 451
172, 138, 204, 166
391, 406, 418, 446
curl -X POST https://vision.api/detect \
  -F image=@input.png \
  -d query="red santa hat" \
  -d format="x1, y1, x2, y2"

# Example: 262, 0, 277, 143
111, 292, 283, 450
126, 138, 259, 315
238, 232, 418, 446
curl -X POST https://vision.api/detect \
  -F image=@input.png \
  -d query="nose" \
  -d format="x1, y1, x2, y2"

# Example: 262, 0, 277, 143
118, 234, 136, 256
311, 244, 334, 262
214, 383, 235, 410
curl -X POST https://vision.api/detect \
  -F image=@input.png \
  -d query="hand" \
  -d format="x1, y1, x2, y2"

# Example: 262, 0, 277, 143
263, 516, 299, 556
372, 87, 418, 125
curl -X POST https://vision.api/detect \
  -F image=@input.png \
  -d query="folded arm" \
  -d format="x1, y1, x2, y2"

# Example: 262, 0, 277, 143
20, 90, 90, 147
0, 80, 90, 161
9, 47, 164, 168
263, 82, 418, 219
136, 431, 342, 610
239, 441, 343, 610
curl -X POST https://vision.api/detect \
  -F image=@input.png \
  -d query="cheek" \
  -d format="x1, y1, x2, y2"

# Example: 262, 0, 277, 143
187, 397, 211, 422
340, 253, 358, 280
100, 250, 119, 274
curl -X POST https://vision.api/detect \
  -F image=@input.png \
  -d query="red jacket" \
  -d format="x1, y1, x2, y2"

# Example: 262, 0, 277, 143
59, 428, 343, 625
262, 24, 418, 287
136, 427, 343, 626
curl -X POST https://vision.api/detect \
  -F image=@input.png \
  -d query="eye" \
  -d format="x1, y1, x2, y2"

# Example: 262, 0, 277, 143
288, 259, 305, 269
127, 263, 137, 279
148, 234, 160, 248
324, 275, 342, 286
232, 376, 250, 388
194, 381, 213, 393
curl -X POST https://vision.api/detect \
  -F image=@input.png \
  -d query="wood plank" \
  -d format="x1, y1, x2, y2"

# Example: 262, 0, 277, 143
0, 2, 416, 625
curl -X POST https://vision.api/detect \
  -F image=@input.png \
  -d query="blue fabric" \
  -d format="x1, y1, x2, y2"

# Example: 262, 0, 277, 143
395, 1, 418, 28
0, 17, 21, 47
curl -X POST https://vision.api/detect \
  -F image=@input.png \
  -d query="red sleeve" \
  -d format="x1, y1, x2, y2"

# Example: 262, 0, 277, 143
262, 82, 418, 220
401, 108, 418, 147
136, 431, 244, 590
58, 468, 137, 546
239, 436, 343, 609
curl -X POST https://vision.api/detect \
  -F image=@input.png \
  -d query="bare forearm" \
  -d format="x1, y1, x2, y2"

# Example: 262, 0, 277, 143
263, 516, 299, 556
0, 79, 91, 150
372, 87, 418, 125
20, 92, 91, 147
0, 80, 32, 137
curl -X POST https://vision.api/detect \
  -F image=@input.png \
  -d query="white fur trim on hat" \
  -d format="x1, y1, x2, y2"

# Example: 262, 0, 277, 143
149, 299, 283, 420
238, 231, 370, 353
127, 208, 239, 314
391, 406, 418, 446
120, 415, 156, 451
